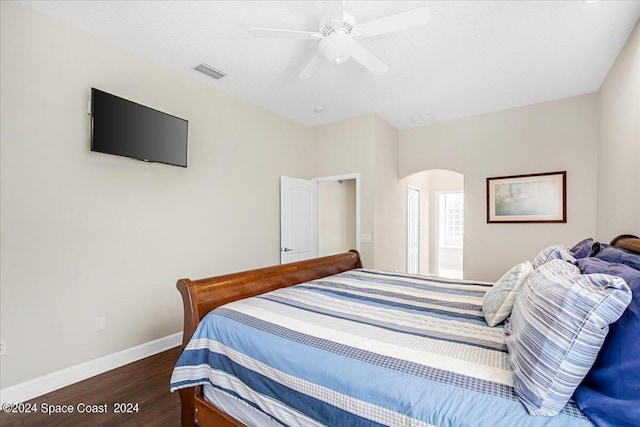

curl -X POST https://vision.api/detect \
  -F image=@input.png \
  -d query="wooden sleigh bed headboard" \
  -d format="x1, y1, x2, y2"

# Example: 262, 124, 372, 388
175, 250, 362, 427
610, 234, 640, 254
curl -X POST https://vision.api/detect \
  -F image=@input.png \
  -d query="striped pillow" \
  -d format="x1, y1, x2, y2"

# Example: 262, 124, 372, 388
532, 245, 576, 268
505, 259, 631, 416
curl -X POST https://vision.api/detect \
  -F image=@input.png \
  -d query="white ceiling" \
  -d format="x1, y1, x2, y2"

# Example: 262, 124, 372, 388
21, 0, 640, 129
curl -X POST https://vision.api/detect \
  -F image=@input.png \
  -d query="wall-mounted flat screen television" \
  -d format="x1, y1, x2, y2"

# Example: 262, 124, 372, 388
91, 88, 188, 167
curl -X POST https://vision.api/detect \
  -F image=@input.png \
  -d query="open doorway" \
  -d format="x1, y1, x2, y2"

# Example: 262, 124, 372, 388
403, 169, 463, 277
435, 191, 464, 279
315, 173, 360, 257
318, 179, 357, 256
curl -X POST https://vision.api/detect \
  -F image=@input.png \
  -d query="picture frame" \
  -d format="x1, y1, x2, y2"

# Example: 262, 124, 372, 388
487, 171, 566, 223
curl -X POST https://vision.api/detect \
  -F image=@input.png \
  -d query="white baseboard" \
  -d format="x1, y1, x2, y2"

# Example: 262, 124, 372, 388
0, 332, 182, 404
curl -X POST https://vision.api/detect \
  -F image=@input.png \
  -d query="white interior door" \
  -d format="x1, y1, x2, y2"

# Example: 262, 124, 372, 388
407, 186, 421, 274
280, 176, 318, 264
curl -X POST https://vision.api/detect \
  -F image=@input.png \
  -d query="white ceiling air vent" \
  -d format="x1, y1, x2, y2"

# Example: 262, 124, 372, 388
408, 113, 433, 126
194, 63, 227, 79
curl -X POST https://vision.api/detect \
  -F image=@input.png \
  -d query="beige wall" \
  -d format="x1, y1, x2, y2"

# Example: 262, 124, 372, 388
312, 115, 376, 266
312, 115, 403, 272
399, 94, 599, 281
312, 114, 409, 274
597, 19, 640, 240
318, 180, 356, 257
372, 116, 404, 272
0, 2, 313, 388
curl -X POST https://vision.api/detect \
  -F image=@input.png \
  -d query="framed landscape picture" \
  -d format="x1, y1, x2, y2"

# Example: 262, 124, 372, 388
487, 171, 566, 223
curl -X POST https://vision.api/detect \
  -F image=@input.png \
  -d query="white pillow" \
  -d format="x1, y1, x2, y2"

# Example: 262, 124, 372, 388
482, 261, 533, 327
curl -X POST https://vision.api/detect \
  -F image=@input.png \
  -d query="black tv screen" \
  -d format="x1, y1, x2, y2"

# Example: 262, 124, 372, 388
91, 88, 188, 167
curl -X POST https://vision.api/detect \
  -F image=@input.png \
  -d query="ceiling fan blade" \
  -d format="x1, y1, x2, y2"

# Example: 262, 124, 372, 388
355, 6, 430, 39
249, 28, 323, 40
298, 53, 326, 79
350, 41, 390, 76
323, 0, 344, 25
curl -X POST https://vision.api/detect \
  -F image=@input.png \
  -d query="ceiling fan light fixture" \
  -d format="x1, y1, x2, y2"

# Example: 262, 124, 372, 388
319, 31, 354, 65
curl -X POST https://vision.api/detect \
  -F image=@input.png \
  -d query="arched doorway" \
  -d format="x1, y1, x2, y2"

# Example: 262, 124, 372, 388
403, 169, 464, 278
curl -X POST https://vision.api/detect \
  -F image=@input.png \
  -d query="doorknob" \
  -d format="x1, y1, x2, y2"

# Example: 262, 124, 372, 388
282, 247, 293, 252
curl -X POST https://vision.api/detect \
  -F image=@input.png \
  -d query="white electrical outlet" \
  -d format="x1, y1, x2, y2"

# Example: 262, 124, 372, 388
360, 233, 373, 243
0, 339, 6, 355
95, 316, 106, 332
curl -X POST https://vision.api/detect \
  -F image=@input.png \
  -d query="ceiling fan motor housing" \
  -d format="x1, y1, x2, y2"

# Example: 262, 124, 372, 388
320, 12, 356, 36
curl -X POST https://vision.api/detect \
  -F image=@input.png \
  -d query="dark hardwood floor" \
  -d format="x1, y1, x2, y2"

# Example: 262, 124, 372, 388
1, 347, 182, 426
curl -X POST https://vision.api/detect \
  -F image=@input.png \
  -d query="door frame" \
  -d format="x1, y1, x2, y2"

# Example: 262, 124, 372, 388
313, 173, 361, 253
407, 185, 422, 274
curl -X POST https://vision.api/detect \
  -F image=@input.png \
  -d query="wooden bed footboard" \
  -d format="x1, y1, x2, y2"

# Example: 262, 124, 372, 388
176, 250, 363, 427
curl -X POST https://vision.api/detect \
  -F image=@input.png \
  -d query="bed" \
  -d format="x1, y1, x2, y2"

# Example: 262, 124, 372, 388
171, 236, 640, 427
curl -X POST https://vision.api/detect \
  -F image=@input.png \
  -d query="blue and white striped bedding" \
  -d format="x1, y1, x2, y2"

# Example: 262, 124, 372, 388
171, 269, 593, 427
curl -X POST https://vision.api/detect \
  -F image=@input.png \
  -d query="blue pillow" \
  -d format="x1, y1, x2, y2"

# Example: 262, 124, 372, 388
573, 257, 640, 427
595, 246, 640, 271
569, 238, 600, 259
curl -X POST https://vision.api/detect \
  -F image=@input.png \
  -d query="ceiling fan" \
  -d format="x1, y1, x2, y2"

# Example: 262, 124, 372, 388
248, 1, 430, 79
